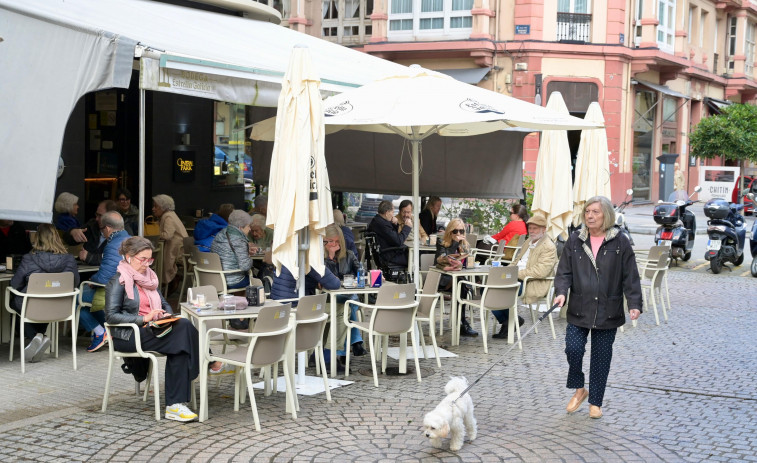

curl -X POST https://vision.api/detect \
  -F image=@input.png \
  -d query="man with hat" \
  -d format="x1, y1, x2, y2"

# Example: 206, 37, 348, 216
492, 213, 557, 339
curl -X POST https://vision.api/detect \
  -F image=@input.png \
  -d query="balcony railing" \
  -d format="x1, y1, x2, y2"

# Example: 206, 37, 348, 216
556, 12, 591, 42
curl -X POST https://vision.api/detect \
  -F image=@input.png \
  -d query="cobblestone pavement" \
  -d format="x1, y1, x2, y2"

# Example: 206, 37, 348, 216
0, 267, 755, 462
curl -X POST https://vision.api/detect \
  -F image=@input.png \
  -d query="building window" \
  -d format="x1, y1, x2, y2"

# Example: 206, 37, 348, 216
728, 16, 737, 72
687, 6, 693, 44
388, 0, 473, 39
557, 0, 591, 42
633, 89, 657, 201
699, 11, 706, 48
213, 102, 248, 189
633, 0, 643, 46
656, 0, 675, 53
746, 22, 755, 76
255, 0, 288, 18
322, 0, 373, 44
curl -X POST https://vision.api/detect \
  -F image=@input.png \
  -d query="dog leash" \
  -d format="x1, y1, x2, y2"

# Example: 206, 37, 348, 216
451, 303, 561, 406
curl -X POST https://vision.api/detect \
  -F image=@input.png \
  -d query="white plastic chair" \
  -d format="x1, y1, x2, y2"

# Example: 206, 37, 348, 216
414, 270, 443, 367
641, 253, 670, 325
193, 251, 250, 296
5, 272, 80, 373
521, 276, 557, 339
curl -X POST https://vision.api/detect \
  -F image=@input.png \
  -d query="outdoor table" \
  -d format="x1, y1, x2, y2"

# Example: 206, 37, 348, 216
321, 281, 405, 378
180, 299, 293, 423
431, 265, 493, 346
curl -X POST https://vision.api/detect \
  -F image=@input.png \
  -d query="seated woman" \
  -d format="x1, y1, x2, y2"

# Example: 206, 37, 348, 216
486, 204, 529, 245
210, 210, 254, 290
10, 224, 80, 363
323, 224, 366, 358
53, 192, 82, 233
436, 218, 478, 337
152, 194, 188, 295
105, 236, 221, 422
332, 209, 358, 257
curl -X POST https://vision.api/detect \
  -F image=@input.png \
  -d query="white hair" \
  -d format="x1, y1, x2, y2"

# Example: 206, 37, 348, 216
152, 194, 175, 211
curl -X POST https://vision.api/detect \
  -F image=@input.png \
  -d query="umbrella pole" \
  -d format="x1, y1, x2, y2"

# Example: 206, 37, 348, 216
297, 228, 307, 383
411, 129, 421, 290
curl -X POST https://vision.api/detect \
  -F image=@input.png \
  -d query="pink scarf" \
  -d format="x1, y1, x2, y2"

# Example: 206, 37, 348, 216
117, 260, 162, 312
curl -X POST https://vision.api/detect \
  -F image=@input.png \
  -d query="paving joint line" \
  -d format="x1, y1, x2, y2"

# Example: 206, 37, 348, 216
609, 383, 757, 401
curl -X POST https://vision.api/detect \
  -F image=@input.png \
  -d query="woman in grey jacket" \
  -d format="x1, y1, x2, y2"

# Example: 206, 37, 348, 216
210, 210, 254, 289
554, 196, 642, 419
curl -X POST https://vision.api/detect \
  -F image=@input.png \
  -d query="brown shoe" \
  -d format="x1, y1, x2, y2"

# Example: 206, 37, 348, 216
566, 388, 588, 413
589, 405, 603, 419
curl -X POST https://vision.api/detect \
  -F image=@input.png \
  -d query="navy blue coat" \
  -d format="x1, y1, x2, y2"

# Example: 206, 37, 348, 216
270, 266, 340, 305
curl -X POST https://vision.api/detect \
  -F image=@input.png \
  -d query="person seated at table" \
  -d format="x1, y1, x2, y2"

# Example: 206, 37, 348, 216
152, 194, 188, 296
67, 199, 118, 265
53, 192, 82, 233
249, 195, 268, 217
10, 224, 80, 363
270, 263, 341, 302
79, 211, 131, 353
436, 217, 478, 337
116, 188, 140, 236
419, 196, 442, 237
323, 224, 366, 357
0, 220, 32, 261
491, 214, 557, 339
210, 210, 254, 290
368, 200, 410, 267
248, 213, 276, 281
194, 203, 234, 252
105, 236, 222, 422
396, 199, 428, 243
483, 204, 528, 246
332, 209, 358, 257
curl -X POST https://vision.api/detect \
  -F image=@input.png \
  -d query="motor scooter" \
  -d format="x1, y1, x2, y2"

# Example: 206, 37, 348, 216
614, 189, 634, 245
747, 193, 757, 277
703, 198, 747, 274
653, 186, 703, 261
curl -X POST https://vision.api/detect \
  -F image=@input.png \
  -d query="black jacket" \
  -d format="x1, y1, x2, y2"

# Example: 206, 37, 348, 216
367, 214, 410, 266
10, 252, 80, 310
325, 250, 358, 280
555, 227, 643, 330
419, 208, 437, 237
104, 271, 173, 341
0, 222, 31, 260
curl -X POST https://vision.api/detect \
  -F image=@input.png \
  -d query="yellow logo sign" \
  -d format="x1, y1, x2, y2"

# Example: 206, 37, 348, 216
176, 158, 194, 172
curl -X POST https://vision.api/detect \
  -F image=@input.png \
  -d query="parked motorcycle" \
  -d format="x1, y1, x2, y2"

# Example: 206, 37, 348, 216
653, 186, 703, 261
614, 188, 634, 245
703, 198, 747, 274
748, 193, 757, 277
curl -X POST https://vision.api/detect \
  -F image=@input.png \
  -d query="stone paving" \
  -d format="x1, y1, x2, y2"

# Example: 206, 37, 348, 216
0, 267, 755, 462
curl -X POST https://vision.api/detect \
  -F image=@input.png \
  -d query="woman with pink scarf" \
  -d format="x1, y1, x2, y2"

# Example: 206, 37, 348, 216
104, 236, 220, 422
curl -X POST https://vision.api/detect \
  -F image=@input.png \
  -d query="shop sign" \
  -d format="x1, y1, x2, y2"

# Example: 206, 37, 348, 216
698, 166, 739, 201
173, 151, 195, 183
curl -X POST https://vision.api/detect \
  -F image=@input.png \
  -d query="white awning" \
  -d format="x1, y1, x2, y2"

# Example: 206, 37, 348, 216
0, 0, 406, 222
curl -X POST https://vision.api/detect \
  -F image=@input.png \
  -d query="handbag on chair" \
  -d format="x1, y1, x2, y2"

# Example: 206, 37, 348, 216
144, 215, 160, 236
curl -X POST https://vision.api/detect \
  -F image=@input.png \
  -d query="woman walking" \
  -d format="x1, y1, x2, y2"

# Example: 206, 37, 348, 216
553, 196, 642, 419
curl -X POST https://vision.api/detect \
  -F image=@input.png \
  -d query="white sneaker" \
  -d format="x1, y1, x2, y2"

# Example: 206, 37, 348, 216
32, 336, 51, 363
24, 333, 44, 363
165, 403, 198, 422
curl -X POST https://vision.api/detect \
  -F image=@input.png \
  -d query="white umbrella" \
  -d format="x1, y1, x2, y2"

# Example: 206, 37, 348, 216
267, 45, 332, 282
531, 92, 574, 241
254, 66, 600, 285
572, 102, 612, 226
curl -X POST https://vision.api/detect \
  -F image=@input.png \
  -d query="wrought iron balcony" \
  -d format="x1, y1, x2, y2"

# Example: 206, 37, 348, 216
556, 12, 591, 43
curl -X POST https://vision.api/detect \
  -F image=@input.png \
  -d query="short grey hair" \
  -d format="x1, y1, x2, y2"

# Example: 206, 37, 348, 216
377, 200, 394, 215
152, 194, 175, 211
332, 209, 345, 227
582, 196, 616, 232
101, 211, 124, 230
254, 195, 268, 209
250, 213, 266, 228
54, 192, 79, 214
228, 210, 253, 229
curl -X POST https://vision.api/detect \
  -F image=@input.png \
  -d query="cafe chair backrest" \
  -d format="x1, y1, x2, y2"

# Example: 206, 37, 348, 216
373, 283, 417, 334
482, 267, 519, 310
194, 252, 226, 294
417, 270, 441, 318
488, 266, 518, 286
182, 236, 195, 256
294, 294, 328, 352
187, 285, 220, 304
250, 304, 292, 366
25, 272, 75, 322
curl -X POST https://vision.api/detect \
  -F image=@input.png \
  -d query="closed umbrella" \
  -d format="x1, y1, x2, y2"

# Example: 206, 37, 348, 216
254, 66, 600, 285
531, 92, 574, 241
572, 102, 611, 226
267, 45, 332, 282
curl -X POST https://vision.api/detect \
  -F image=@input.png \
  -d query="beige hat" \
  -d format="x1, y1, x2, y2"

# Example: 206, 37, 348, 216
527, 215, 548, 228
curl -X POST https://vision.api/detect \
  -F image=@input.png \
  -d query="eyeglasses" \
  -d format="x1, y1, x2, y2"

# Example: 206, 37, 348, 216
451, 229, 465, 235
133, 256, 154, 265
323, 239, 339, 245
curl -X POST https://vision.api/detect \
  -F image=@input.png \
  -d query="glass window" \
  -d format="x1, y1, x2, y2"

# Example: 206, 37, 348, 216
388, 0, 473, 37
213, 102, 248, 189
656, 0, 675, 52
746, 22, 755, 76
662, 97, 678, 124
632, 90, 657, 201
323, 0, 374, 43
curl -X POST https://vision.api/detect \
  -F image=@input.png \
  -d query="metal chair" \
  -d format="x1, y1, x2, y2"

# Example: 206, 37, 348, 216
414, 270, 443, 367
344, 284, 420, 387
5, 272, 80, 373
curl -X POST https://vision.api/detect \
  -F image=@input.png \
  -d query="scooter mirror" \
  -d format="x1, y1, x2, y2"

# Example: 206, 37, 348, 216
626, 189, 634, 195
694, 185, 702, 193
658, 200, 664, 204
676, 200, 685, 206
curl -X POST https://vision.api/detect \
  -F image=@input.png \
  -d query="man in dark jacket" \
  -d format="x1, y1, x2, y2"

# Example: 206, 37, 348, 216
554, 197, 642, 420
367, 200, 411, 267
80, 211, 131, 353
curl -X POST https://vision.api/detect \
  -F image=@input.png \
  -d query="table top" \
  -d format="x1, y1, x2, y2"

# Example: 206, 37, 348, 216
0, 263, 99, 283
322, 280, 395, 295
180, 299, 282, 318
431, 264, 497, 276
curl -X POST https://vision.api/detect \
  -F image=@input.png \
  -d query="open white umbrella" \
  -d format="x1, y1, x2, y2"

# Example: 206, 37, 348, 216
572, 102, 612, 226
531, 92, 574, 241
254, 66, 600, 284
266, 45, 332, 283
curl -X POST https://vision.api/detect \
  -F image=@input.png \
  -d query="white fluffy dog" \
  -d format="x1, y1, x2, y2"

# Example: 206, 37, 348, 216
423, 377, 477, 452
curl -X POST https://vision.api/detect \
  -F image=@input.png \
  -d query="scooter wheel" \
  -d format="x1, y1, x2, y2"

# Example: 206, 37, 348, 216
751, 257, 757, 277
734, 253, 744, 266
710, 259, 722, 274
682, 251, 692, 261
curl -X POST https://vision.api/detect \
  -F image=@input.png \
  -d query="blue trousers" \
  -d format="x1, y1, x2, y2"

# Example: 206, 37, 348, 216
79, 284, 105, 333
565, 323, 617, 407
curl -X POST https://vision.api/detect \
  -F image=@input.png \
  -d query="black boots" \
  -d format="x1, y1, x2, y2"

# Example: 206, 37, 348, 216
351, 341, 367, 357
492, 316, 525, 339
460, 318, 479, 337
